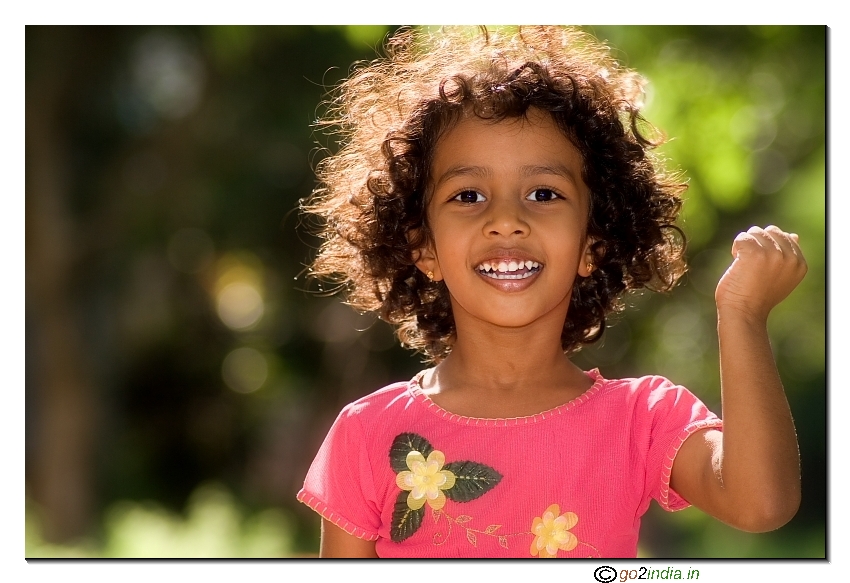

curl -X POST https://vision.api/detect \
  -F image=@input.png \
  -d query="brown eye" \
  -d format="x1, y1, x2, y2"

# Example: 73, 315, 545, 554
526, 188, 560, 202
453, 190, 485, 203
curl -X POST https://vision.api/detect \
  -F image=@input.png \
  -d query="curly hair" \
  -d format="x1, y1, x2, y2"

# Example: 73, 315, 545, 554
302, 26, 687, 363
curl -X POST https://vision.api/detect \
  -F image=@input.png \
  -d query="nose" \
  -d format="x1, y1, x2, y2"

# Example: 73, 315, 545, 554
483, 197, 529, 238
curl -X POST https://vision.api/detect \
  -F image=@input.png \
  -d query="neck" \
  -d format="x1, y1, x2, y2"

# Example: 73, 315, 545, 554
430, 302, 587, 396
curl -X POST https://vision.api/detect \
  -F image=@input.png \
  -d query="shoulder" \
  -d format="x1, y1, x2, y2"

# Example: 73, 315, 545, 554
594, 371, 684, 401
336, 377, 417, 423
594, 371, 719, 440
591, 371, 709, 418
309, 377, 422, 465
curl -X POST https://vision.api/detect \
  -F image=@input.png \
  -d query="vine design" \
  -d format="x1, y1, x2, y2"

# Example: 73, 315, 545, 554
430, 507, 602, 557
577, 540, 602, 558
431, 508, 531, 550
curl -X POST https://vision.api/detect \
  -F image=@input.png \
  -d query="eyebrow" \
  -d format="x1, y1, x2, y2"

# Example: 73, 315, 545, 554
519, 164, 580, 185
433, 163, 580, 188
433, 165, 492, 187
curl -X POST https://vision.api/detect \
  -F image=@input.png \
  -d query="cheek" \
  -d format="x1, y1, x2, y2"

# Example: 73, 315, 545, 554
430, 221, 466, 264
433, 243, 465, 277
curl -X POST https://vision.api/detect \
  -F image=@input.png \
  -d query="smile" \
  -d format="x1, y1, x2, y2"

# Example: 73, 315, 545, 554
476, 260, 542, 280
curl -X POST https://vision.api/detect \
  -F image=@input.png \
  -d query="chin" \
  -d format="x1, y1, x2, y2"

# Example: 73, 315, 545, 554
473, 310, 561, 330
451, 296, 571, 332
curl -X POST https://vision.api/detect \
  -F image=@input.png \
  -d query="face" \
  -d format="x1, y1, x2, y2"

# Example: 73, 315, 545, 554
416, 108, 594, 332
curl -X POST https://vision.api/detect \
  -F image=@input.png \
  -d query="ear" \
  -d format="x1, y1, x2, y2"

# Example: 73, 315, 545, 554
577, 237, 597, 278
412, 238, 443, 282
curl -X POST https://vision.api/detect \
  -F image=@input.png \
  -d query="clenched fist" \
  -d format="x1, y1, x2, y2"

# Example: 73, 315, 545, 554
715, 225, 808, 323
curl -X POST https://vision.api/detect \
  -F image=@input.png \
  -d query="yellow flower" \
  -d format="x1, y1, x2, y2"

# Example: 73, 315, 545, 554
395, 450, 456, 511
530, 504, 578, 558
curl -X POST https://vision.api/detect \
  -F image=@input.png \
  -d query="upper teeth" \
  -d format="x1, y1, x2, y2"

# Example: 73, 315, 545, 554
477, 260, 540, 273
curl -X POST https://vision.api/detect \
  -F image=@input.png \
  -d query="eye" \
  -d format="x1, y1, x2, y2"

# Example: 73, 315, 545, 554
526, 188, 561, 202
453, 190, 486, 203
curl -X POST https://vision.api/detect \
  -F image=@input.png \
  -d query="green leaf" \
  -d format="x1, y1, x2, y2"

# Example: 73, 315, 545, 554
390, 490, 424, 542
443, 461, 503, 502
389, 433, 433, 473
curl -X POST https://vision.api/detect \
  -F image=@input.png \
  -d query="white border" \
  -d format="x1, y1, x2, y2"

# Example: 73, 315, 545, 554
7, 3, 841, 581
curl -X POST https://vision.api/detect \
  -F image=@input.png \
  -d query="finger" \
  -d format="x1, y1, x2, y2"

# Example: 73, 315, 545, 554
785, 232, 803, 253
762, 225, 796, 256
731, 227, 768, 257
786, 233, 808, 271
755, 226, 808, 277
787, 233, 803, 256
746, 226, 799, 264
747, 225, 784, 251
763, 226, 807, 267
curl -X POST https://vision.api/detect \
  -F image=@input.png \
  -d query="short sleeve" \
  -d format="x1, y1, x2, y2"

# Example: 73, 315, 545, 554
297, 403, 382, 541
640, 376, 723, 512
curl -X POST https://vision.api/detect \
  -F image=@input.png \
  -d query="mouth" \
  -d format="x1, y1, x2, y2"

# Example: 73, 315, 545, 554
475, 259, 542, 280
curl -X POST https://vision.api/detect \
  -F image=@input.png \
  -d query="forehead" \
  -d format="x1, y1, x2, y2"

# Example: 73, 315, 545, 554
429, 109, 586, 189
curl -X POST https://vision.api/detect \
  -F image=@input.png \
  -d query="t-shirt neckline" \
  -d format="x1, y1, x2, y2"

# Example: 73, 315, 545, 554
407, 368, 606, 426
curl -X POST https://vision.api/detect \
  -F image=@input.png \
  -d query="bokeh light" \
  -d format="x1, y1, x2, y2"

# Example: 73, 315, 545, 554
217, 282, 264, 330
222, 347, 268, 394
132, 31, 205, 120
214, 254, 266, 331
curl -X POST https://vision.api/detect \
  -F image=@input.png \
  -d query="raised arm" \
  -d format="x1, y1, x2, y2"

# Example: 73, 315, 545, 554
670, 225, 807, 532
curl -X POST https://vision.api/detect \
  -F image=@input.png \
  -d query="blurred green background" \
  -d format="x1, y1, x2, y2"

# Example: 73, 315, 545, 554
25, 25, 825, 558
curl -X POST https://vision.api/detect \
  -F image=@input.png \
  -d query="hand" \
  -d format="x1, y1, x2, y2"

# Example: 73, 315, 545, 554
714, 225, 807, 322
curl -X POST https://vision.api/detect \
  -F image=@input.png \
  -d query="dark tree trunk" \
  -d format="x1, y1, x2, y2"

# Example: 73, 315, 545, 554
26, 26, 96, 543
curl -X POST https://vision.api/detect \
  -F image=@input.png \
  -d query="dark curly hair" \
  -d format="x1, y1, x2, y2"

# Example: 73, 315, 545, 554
302, 26, 687, 363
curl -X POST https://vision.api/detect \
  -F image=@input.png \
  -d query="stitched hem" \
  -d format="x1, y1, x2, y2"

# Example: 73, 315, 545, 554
409, 368, 607, 426
296, 490, 380, 541
658, 418, 724, 511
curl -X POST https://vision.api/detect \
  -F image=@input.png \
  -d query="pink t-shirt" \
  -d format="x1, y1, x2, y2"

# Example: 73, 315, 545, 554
297, 369, 722, 558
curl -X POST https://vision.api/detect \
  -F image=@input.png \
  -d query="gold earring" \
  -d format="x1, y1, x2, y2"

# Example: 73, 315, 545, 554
426, 271, 434, 281
586, 263, 593, 273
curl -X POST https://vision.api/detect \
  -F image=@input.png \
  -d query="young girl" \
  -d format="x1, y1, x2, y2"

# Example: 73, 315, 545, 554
297, 26, 807, 558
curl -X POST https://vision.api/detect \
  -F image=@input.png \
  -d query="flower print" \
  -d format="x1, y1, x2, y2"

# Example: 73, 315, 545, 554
389, 433, 503, 543
395, 450, 457, 511
530, 504, 578, 558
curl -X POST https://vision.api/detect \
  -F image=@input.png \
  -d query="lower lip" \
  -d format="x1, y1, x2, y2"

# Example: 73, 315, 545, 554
476, 267, 542, 292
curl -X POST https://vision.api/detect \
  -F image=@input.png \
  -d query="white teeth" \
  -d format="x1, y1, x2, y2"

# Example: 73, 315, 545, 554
476, 259, 542, 279
476, 260, 542, 272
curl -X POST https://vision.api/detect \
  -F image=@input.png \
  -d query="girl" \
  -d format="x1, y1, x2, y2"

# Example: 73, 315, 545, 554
297, 26, 806, 558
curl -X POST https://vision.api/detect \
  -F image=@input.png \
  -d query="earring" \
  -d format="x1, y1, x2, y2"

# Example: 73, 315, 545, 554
586, 263, 593, 273
426, 271, 434, 281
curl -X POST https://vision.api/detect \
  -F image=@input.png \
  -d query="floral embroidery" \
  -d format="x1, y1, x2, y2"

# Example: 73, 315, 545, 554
395, 450, 456, 511
389, 432, 502, 542
530, 504, 579, 558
